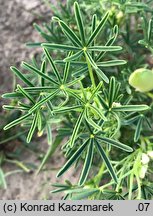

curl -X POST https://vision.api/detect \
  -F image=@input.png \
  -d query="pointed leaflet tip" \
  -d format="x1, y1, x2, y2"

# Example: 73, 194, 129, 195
52, 16, 60, 22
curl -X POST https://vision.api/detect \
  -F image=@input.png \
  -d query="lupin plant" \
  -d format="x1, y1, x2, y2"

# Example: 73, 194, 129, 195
2, 1, 153, 199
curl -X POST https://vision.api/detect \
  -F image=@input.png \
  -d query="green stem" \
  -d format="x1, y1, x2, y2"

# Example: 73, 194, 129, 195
94, 162, 105, 186
136, 173, 142, 199
5, 159, 30, 173
85, 53, 96, 88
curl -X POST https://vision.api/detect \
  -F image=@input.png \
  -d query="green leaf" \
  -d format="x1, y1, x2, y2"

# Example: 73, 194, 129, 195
3, 105, 29, 111
90, 105, 107, 121
26, 42, 42, 47
43, 48, 62, 83
37, 111, 42, 132
2, 92, 24, 98
55, 60, 86, 66
70, 188, 99, 200
27, 112, 38, 143
67, 89, 85, 104
91, 14, 97, 58
17, 84, 35, 104
64, 50, 83, 62
97, 136, 133, 152
72, 66, 88, 78
88, 81, 102, 102
23, 86, 57, 92
70, 110, 85, 147
54, 105, 82, 114
41, 60, 46, 86
66, 76, 85, 87
108, 77, 116, 108
63, 52, 71, 83
79, 139, 94, 185
22, 62, 59, 85
10, 66, 34, 87
29, 89, 59, 113
58, 19, 82, 47
148, 18, 153, 42
42, 43, 81, 51
95, 67, 109, 83
98, 95, 108, 110
87, 12, 109, 46
123, 115, 140, 125
96, 25, 119, 61
74, 2, 85, 45
84, 51, 98, 69
95, 140, 118, 183
85, 108, 102, 131
4, 112, 31, 130
56, 139, 89, 177
88, 46, 122, 52
97, 60, 127, 67
112, 105, 150, 112
134, 116, 143, 142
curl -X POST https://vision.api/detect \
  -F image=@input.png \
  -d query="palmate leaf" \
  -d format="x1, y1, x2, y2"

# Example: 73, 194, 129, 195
3, 105, 29, 111
97, 60, 127, 67
108, 77, 116, 108
40, 60, 46, 86
57, 139, 89, 177
27, 112, 39, 143
123, 115, 140, 125
17, 85, 35, 104
53, 105, 82, 114
148, 18, 153, 42
70, 188, 99, 200
23, 86, 57, 92
88, 81, 102, 102
88, 46, 122, 52
91, 14, 97, 59
112, 105, 150, 112
85, 108, 102, 131
52, 16, 82, 47
98, 95, 109, 110
42, 43, 81, 51
66, 76, 85, 87
79, 139, 94, 186
64, 50, 83, 62
87, 12, 109, 46
84, 51, 98, 69
43, 48, 62, 83
4, 112, 31, 130
22, 62, 59, 85
72, 66, 88, 78
70, 110, 85, 147
2, 92, 25, 99
29, 89, 59, 113
74, 2, 86, 45
90, 105, 107, 121
10, 66, 34, 87
95, 140, 118, 183
96, 25, 119, 61
97, 136, 133, 152
63, 52, 71, 83
134, 116, 144, 142
55, 60, 86, 66
95, 68, 109, 83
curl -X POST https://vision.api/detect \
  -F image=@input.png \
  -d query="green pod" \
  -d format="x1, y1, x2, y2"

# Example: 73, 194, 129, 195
129, 68, 153, 92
